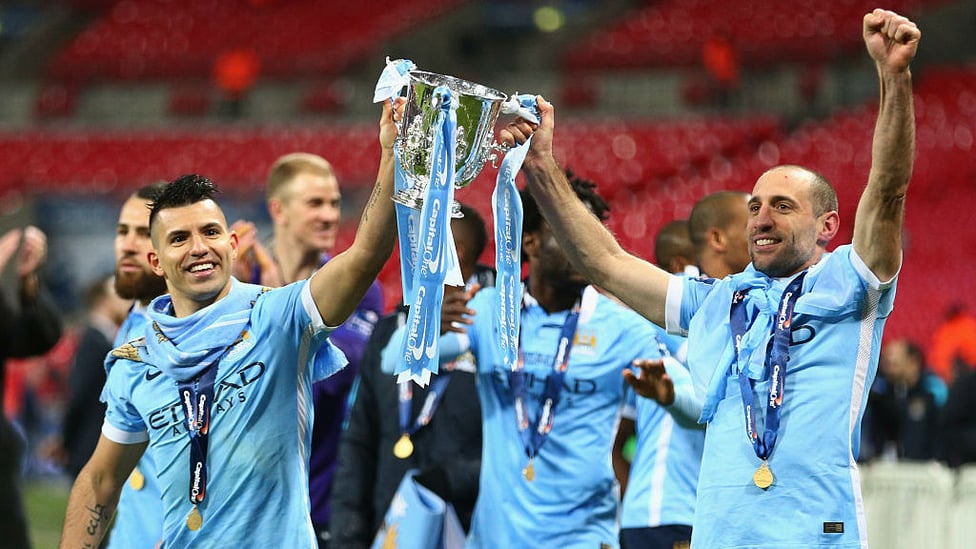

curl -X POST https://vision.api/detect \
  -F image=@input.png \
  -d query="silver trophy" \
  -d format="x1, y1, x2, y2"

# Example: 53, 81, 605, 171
393, 70, 510, 215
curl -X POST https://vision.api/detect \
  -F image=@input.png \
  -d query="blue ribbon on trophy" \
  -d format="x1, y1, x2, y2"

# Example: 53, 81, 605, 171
493, 94, 538, 371
397, 86, 458, 386
374, 58, 425, 303
375, 59, 539, 385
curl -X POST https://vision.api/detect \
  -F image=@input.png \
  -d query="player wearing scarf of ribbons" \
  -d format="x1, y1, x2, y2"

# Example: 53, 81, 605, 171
59, 99, 402, 549
503, 9, 920, 548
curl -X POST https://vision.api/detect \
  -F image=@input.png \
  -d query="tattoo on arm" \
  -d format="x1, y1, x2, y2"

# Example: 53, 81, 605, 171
84, 503, 111, 539
363, 181, 382, 223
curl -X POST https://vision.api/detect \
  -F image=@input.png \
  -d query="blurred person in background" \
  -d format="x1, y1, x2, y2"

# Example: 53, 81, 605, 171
942, 362, 976, 467
102, 182, 170, 549
59, 275, 130, 480
0, 225, 63, 549
687, 191, 751, 281
330, 203, 493, 547
862, 338, 947, 462
653, 219, 698, 277
928, 302, 976, 384
233, 152, 383, 548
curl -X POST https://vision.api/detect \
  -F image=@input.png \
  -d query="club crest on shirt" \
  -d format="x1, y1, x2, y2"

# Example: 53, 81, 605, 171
226, 330, 253, 359
111, 339, 145, 362
250, 286, 272, 307
573, 331, 597, 355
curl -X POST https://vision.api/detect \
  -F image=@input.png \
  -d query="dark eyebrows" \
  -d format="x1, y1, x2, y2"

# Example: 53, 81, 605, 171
749, 194, 798, 207
164, 222, 223, 241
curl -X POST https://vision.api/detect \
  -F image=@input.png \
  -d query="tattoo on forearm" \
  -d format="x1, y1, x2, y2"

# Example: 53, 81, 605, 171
84, 503, 111, 538
363, 181, 382, 222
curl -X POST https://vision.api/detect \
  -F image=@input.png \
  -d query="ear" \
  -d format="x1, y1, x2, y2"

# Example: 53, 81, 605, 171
707, 227, 726, 252
229, 231, 240, 260
267, 198, 285, 225
149, 251, 164, 277
817, 210, 840, 246
522, 230, 539, 259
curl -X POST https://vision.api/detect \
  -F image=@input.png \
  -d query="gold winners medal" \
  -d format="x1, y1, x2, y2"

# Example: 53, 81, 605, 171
129, 467, 145, 491
523, 458, 536, 482
393, 434, 414, 459
753, 460, 774, 490
187, 506, 203, 531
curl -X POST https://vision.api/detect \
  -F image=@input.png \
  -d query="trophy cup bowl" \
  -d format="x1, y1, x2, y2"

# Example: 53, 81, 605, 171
393, 70, 508, 215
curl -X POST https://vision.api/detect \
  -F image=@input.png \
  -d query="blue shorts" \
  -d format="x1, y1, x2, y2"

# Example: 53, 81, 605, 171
620, 525, 692, 549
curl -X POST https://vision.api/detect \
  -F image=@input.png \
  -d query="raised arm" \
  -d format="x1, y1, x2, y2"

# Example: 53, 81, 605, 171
309, 99, 401, 326
510, 99, 672, 327
60, 437, 146, 548
852, 9, 920, 281
3, 226, 63, 356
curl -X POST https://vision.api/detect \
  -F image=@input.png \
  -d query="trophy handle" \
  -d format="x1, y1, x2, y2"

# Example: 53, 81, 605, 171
488, 92, 540, 169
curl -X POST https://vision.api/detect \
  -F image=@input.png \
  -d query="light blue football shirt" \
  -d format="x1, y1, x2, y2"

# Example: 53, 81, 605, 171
101, 281, 345, 548
666, 245, 896, 548
105, 303, 162, 549
462, 286, 660, 548
619, 340, 704, 531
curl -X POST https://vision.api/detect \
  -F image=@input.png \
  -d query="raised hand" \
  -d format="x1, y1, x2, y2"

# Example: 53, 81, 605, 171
623, 358, 676, 406
17, 225, 47, 277
0, 228, 22, 274
230, 220, 283, 287
440, 283, 480, 335
380, 97, 406, 151
863, 9, 921, 73
499, 96, 543, 151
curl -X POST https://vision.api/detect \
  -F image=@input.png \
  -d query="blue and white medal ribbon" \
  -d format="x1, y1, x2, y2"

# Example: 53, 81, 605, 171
732, 271, 806, 490
397, 86, 458, 386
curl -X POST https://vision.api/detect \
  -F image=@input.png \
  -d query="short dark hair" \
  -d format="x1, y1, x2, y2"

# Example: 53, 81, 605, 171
901, 339, 925, 364
688, 191, 748, 252
518, 168, 609, 263
768, 165, 838, 216
520, 167, 609, 235
135, 181, 168, 202
655, 219, 693, 269
806, 169, 839, 217
149, 174, 220, 231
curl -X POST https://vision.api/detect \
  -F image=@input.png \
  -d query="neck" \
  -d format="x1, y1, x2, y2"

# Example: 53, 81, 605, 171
700, 255, 733, 279
271, 236, 323, 283
528, 277, 581, 314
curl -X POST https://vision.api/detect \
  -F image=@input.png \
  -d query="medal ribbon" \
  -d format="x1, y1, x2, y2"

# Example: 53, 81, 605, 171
177, 328, 249, 510
492, 139, 529, 371
732, 272, 806, 461
398, 86, 458, 386
509, 299, 581, 461
180, 363, 217, 507
397, 369, 453, 439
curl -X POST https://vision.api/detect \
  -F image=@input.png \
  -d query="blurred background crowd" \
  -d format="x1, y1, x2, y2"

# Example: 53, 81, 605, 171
1, 0, 975, 546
